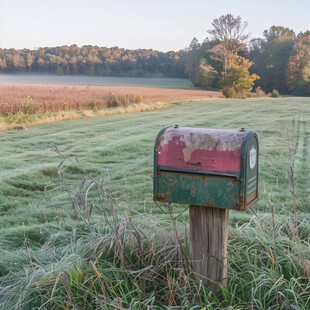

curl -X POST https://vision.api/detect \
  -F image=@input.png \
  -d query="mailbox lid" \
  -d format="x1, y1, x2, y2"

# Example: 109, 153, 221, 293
155, 127, 250, 178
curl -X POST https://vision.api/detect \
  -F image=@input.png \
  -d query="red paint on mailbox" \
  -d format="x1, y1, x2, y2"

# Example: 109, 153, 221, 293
156, 127, 244, 175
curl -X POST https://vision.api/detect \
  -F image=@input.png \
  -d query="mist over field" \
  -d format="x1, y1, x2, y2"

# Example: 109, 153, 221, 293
0, 74, 193, 88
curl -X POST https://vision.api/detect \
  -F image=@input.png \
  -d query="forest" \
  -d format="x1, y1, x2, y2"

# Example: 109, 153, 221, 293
0, 45, 187, 78
0, 15, 309, 96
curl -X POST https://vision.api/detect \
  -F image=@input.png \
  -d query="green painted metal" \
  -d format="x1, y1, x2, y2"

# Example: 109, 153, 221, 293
239, 131, 253, 210
156, 171, 240, 209
153, 126, 169, 202
245, 133, 259, 206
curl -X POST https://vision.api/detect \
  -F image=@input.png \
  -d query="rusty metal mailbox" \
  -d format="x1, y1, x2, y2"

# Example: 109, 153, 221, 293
153, 126, 258, 211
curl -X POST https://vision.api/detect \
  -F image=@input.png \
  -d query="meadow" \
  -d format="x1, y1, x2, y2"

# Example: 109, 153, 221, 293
0, 96, 309, 309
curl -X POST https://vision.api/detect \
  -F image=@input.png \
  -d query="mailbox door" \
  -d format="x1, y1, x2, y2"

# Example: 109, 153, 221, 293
156, 171, 240, 209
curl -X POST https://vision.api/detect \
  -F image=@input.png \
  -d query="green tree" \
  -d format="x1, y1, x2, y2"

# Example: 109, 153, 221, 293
264, 26, 295, 93
221, 56, 259, 98
286, 35, 310, 95
249, 26, 295, 93
185, 38, 221, 88
56, 66, 64, 75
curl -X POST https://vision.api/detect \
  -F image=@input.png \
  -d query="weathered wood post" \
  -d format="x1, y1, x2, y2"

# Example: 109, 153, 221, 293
189, 206, 228, 292
154, 126, 259, 293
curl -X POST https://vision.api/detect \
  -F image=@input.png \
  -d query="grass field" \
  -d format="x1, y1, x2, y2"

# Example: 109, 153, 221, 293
0, 96, 310, 309
0, 96, 309, 229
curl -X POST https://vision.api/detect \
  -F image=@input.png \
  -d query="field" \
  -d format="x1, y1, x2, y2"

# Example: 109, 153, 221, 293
0, 96, 310, 308
0, 81, 222, 131
0, 84, 222, 115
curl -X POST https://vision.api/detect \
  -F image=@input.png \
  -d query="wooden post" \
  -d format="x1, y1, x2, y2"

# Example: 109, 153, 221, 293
189, 205, 229, 293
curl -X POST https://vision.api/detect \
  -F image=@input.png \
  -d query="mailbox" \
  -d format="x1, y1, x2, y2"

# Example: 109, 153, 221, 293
153, 126, 258, 211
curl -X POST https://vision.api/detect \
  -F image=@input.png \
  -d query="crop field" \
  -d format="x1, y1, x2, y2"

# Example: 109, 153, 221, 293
0, 96, 310, 309
0, 84, 222, 115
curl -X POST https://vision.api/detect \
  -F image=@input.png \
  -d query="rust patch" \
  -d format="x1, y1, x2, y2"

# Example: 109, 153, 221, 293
232, 203, 241, 210
232, 178, 240, 185
203, 203, 229, 210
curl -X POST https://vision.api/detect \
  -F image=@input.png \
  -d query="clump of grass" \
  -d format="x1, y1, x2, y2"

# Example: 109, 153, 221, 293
272, 89, 280, 98
107, 93, 143, 108
4, 111, 43, 125
0, 147, 309, 309
22, 96, 37, 115
255, 86, 268, 98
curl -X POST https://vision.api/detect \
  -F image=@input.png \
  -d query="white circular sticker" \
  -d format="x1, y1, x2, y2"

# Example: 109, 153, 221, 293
249, 146, 257, 169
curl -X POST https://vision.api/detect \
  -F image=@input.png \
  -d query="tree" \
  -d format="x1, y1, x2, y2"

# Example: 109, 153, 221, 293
263, 26, 295, 43
207, 14, 250, 75
249, 26, 295, 93
185, 38, 203, 85
247, 39, 266, 84
189, 37, 200, 51
286, 35, 310, 95
221, 56, 259, 98
56, 66, 64, 75
185, 15, 254, 92
185, 38, 221, 88
197, 59, 219, 88
25, 53, 34, 72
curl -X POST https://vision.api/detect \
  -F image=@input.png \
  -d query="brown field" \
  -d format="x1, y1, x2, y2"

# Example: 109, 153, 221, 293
0, 84, 223, 115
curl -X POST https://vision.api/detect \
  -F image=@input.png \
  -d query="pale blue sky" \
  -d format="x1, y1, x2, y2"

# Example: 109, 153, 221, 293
0, 0, 309, 51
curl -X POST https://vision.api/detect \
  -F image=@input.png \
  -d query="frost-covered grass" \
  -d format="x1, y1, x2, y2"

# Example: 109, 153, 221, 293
0, 96, 309, 230
0, 96, 309, 308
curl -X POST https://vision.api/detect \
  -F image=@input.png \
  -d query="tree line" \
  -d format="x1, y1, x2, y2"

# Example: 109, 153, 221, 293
0, 45, 187, 78
0, 14, 309, 96
186, 16, 310, 96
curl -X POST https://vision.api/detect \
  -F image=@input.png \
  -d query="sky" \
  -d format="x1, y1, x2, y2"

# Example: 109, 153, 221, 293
0, 0, 309, 52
